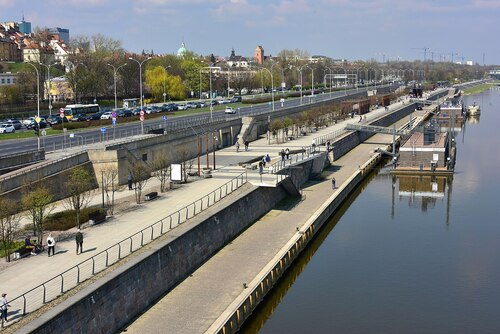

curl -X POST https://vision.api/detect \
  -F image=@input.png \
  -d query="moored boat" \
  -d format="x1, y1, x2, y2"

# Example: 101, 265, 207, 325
467, 102, 480, 116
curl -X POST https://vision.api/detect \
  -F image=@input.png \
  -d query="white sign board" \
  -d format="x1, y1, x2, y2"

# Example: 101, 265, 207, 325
171, 164, 182, 181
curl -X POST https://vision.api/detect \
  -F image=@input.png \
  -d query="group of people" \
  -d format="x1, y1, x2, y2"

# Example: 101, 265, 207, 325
24, 230, 84, 258
280, 148, 291, 161
258, 154, 272, 174
235, 140, 249, 152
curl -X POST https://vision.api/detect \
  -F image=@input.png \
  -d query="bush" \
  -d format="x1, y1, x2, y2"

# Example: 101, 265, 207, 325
45, 207, 106, 231
0, 241, 24, 259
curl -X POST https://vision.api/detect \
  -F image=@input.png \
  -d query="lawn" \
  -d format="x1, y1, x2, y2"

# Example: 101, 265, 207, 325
463, 83, 497, 95
0, 128, 62, 140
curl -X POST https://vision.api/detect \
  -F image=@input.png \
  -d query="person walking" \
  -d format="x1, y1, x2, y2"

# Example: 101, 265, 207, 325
235, 141, 240, 152
127, 173, 133, 190
332, 177, 336, 189
47, 233, 55, 257
285, 148, 290, 159
265, 154, 271, 165
280, 149, 286, 161
75, 229, 84, 255
0, 293, 8, 323
258, 161, 264, 175
244, 140, 249, 151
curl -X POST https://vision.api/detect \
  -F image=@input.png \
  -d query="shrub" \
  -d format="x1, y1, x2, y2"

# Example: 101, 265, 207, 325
44, 207, 106, 231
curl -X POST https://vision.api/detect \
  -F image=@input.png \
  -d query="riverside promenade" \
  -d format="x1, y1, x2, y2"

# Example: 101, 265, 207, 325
3, 97, 413, 332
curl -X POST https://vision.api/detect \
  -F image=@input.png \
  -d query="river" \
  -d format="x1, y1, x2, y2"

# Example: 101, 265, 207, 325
240, 87, 500, 334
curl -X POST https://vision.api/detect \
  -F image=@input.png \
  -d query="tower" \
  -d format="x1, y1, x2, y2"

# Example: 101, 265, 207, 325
254, 45, 264, 65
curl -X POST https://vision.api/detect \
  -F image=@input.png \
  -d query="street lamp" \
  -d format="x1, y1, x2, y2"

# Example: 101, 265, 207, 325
107, 63, 127, 110
39, 62, 57, 115
325, 66, 333, 97
201, 66, 221, 121
129, 56, 151, 134
27, 62, 40, 150
162, 65, 171, 103
259, 62, 277, 111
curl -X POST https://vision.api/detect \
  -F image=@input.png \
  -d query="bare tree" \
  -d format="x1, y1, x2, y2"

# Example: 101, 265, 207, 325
22, 185, 53, 245
151, 154, 171, 192
101, 167, 121, 216
65, 166, 95, 229
129, 161, 151, 204
176, 148, 194, 183
0, 198, 21, 262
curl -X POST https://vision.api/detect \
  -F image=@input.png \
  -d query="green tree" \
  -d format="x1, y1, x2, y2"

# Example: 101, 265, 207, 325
145, 66, 186, 101
22, 185, 53, 245
65, 166, 95, 229
0, 198, 21, 262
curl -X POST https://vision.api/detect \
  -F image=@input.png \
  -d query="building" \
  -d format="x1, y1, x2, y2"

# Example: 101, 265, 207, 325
0, 72, 17, 86
177, 42, 188, 58
44, 76, 74, 102
226, 48, 249, 68
48, 27, 69, 44
254, 46, 264, 65
18, 16, 31, 34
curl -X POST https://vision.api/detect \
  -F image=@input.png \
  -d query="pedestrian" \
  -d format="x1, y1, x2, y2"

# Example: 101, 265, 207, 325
285, 148, 290, 160
265, 154, 271, 164
359, 115, 362, 122
75, 229, 83, 255
262, 156, 266, 167
312, 139, 316, 153
258, 161, 264, 174
363, 115, 367, 122
326, 141, 331, 152
236, 141, 240, 152
332, 177, 336, 189
0, 293, 8, 323
127, 173, 133, 190
281, 149, 286, 161
244, 140, 249, 151
47, 233, 55, 257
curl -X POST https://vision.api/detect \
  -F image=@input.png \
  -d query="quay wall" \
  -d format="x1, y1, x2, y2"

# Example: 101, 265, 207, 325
18, 159, 318, 334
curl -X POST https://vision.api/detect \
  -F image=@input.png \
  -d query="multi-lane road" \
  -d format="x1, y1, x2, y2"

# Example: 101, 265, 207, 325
0, 85, 391, 156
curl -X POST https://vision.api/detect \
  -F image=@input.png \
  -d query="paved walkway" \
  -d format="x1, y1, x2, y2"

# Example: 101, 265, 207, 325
1, 96, 415, 329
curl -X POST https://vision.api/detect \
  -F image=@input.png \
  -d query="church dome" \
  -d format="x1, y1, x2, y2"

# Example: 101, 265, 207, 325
177, 42, 188, 57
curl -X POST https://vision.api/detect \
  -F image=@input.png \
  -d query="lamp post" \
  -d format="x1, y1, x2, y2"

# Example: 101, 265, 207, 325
107, 63, 127, 110
201, 66, 221, 121
27, 62, 40, 150
163, 65, 171, 103
129, 56, 151, 135
325, 66, 333, 97
39, 62, 57, 115
259, 62, 276, 111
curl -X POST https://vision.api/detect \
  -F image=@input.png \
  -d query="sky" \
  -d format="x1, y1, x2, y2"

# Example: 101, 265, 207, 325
3, 0, 500, 65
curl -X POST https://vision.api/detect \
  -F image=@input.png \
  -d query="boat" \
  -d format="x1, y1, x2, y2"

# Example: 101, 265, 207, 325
467, 102, 480, 116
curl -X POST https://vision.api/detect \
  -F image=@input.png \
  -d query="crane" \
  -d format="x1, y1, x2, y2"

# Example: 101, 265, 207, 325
411, 47, 429, 61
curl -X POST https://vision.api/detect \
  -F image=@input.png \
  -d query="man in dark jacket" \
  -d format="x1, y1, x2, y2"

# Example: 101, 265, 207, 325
76, 229, 84, 254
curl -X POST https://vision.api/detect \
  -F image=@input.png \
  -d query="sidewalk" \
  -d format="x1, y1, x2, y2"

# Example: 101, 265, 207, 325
0, 97, 412, 327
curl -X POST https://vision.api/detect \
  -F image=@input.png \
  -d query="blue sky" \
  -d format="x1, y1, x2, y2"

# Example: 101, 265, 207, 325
3, 0, 500, 64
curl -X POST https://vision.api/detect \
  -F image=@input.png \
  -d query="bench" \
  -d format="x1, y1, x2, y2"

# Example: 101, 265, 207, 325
144, 191, 158, 201
13, 246, 31, 260
89, 210, 107, 225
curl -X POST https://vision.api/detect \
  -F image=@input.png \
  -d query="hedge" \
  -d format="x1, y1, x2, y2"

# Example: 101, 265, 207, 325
44, 207, 107, 231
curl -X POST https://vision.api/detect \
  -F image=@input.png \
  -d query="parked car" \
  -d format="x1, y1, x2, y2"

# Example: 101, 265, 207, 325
6, 119, 22, 130
100, 111, 113, 120
26, 119, 48, 129
46, 114, 69, 125
224, 107, 236, 114
23, 117, 36, 126
71, 113, 87, 122
230, 95, 242, 103
86, 112, 103, 121
0, 123, 15, 133
117, 109, 132, 117
177, 104, 188, 110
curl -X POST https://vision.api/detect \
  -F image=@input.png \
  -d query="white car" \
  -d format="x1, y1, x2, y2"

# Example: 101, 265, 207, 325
224, 107, 236, 114
0, 123, 15, 133
100, 111, 113, 120
23, 117, 36, 126
177, 104, 188, 110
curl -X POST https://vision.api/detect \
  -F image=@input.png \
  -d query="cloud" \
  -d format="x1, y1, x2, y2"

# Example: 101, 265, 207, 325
470, 0, 500, 8
0, 0, 12, 7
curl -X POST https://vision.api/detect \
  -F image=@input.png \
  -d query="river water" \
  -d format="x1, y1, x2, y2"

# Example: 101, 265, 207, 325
240, 87, 500, 334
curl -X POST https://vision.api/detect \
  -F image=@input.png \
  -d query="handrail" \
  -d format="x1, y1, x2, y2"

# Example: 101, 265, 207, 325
5, 171, 248, 326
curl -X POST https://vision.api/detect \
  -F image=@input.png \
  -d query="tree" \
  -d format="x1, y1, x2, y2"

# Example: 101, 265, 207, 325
129, 161, 151, 204
0, 198, 21, 262
176, 148, 194, 183
145, 66, 186, 101
65, 166, 95, 229
151, 154, 171, 192
101, 167, 120, 216
22, 185, 53, 245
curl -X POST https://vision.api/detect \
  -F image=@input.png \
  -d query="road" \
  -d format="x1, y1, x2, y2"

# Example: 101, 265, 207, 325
0, 85, 391, 156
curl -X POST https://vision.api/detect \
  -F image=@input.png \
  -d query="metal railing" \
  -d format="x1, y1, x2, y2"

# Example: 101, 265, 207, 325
5, 171, 248, 326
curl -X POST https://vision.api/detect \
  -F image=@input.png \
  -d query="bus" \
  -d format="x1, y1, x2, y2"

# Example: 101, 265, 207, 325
63, 104, 100, 120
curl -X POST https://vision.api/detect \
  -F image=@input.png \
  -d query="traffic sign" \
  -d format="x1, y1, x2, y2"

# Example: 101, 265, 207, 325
140, 115, 145, 122
162, 115, 167, 121
139, 110, 145, 116
41, 130, 46, 136
35, 117, 41, 123
112, 119, 116, 125
101, 127, 106, 133
112, 111, 117, 118
59, 107, 64, 117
